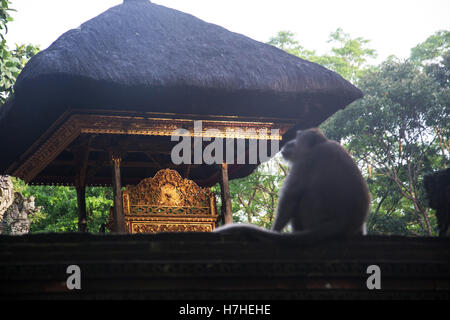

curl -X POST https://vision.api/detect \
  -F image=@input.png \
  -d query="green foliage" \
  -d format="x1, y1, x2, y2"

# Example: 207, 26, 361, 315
410, 30, 450, 64
268, 30, 316, 59
0, 0, 39, 104
216, 156, 287, 229
322, 55, 448, 236
262, 28, 448, 236
0, 43, 39, 103
268, 28, 377, 82
0, 0, 14, 41
15, 181, 112, 233
323, 28, 377, 82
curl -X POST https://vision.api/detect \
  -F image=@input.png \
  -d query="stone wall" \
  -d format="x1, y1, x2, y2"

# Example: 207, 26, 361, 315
0, 175, 14, 216
0, 175, 39, 235
0, 233, 448, 299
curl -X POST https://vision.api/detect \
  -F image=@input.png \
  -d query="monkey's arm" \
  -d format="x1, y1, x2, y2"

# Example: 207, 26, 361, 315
272, 181, 302, 232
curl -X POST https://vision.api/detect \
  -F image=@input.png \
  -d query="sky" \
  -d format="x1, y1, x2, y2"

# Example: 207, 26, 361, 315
5, 0, 450, 64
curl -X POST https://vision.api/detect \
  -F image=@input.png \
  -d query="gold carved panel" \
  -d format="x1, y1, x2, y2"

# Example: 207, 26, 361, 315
110, 169, 219, 234
132, 223, 213, 233
123, 169, 214, 212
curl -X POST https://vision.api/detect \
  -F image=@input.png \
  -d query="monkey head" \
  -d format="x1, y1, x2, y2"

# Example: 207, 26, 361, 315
280, 139, 296, 163
281, 128, 328, 163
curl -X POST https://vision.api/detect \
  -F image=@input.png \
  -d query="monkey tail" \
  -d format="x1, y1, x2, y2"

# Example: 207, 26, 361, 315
215, 220, 361, 246
288, 218, 362, 241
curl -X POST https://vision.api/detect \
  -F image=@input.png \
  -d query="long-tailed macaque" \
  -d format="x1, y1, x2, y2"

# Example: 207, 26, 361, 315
214, 128, 370, 243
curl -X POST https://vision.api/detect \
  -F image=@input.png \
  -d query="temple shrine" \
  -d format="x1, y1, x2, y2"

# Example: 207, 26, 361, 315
0, 0, 362, 233
1, 0, 447, 299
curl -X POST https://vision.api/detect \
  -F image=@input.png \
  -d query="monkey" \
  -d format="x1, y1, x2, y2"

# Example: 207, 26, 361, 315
424, 168, 450, 237
214, 128, 370, 244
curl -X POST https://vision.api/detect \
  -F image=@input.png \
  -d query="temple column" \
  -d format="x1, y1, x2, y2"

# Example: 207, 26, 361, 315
219, 162, 233, 225
73, 141, 90, 233
111, 153, 126, 233
76, 185, 88, 232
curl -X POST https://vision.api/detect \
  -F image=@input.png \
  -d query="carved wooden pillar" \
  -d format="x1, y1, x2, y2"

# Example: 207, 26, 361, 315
184, 164, 192, 179
76, 185, 87, 232
73, 141, 91, 233
219, 163, 233, 225
111, 153, 126, 233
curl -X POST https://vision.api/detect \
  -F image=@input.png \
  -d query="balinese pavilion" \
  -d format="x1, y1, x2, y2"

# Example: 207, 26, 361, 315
0, 0, 448, 299
0, 0, 361, 233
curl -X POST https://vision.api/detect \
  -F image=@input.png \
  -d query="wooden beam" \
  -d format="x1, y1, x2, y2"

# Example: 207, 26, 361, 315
219, 163, 233, 225
85, 136, 174, 154
85, 153, 109, 183
144, 152, 163, 170
111, 152, 126, 233
53, 159, 198, 169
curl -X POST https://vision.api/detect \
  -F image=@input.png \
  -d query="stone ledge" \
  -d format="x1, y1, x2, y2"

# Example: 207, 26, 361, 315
0, 233, 449, 299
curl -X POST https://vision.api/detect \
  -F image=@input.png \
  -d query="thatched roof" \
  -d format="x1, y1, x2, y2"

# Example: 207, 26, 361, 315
0, 0, 362, 185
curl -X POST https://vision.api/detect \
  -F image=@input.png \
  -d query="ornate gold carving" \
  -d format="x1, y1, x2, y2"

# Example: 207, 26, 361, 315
127, 206, 211, 216
13, 117, 81, 182
123, 193, 130, 215
125, 169, 212, 209
79, 115, 290, 140
107, 169, 219, 234
132, 223, 213, 233
11, 112, 293, 183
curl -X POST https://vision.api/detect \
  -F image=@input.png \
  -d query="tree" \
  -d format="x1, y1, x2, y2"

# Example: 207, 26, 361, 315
268, 30, 316, 60
268, 28, 377, 82
232, 29, 448, 237
410, 30, 450, 64
13, 179, 113, 233
0, 0, 13, 39
227, 157, 287, 228
0, 0, 39, 104
321, 28, 377, 82
322, 56, 448, 236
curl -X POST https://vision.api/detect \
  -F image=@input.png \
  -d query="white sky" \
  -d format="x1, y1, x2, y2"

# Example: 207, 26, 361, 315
5, 0, 450, 64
